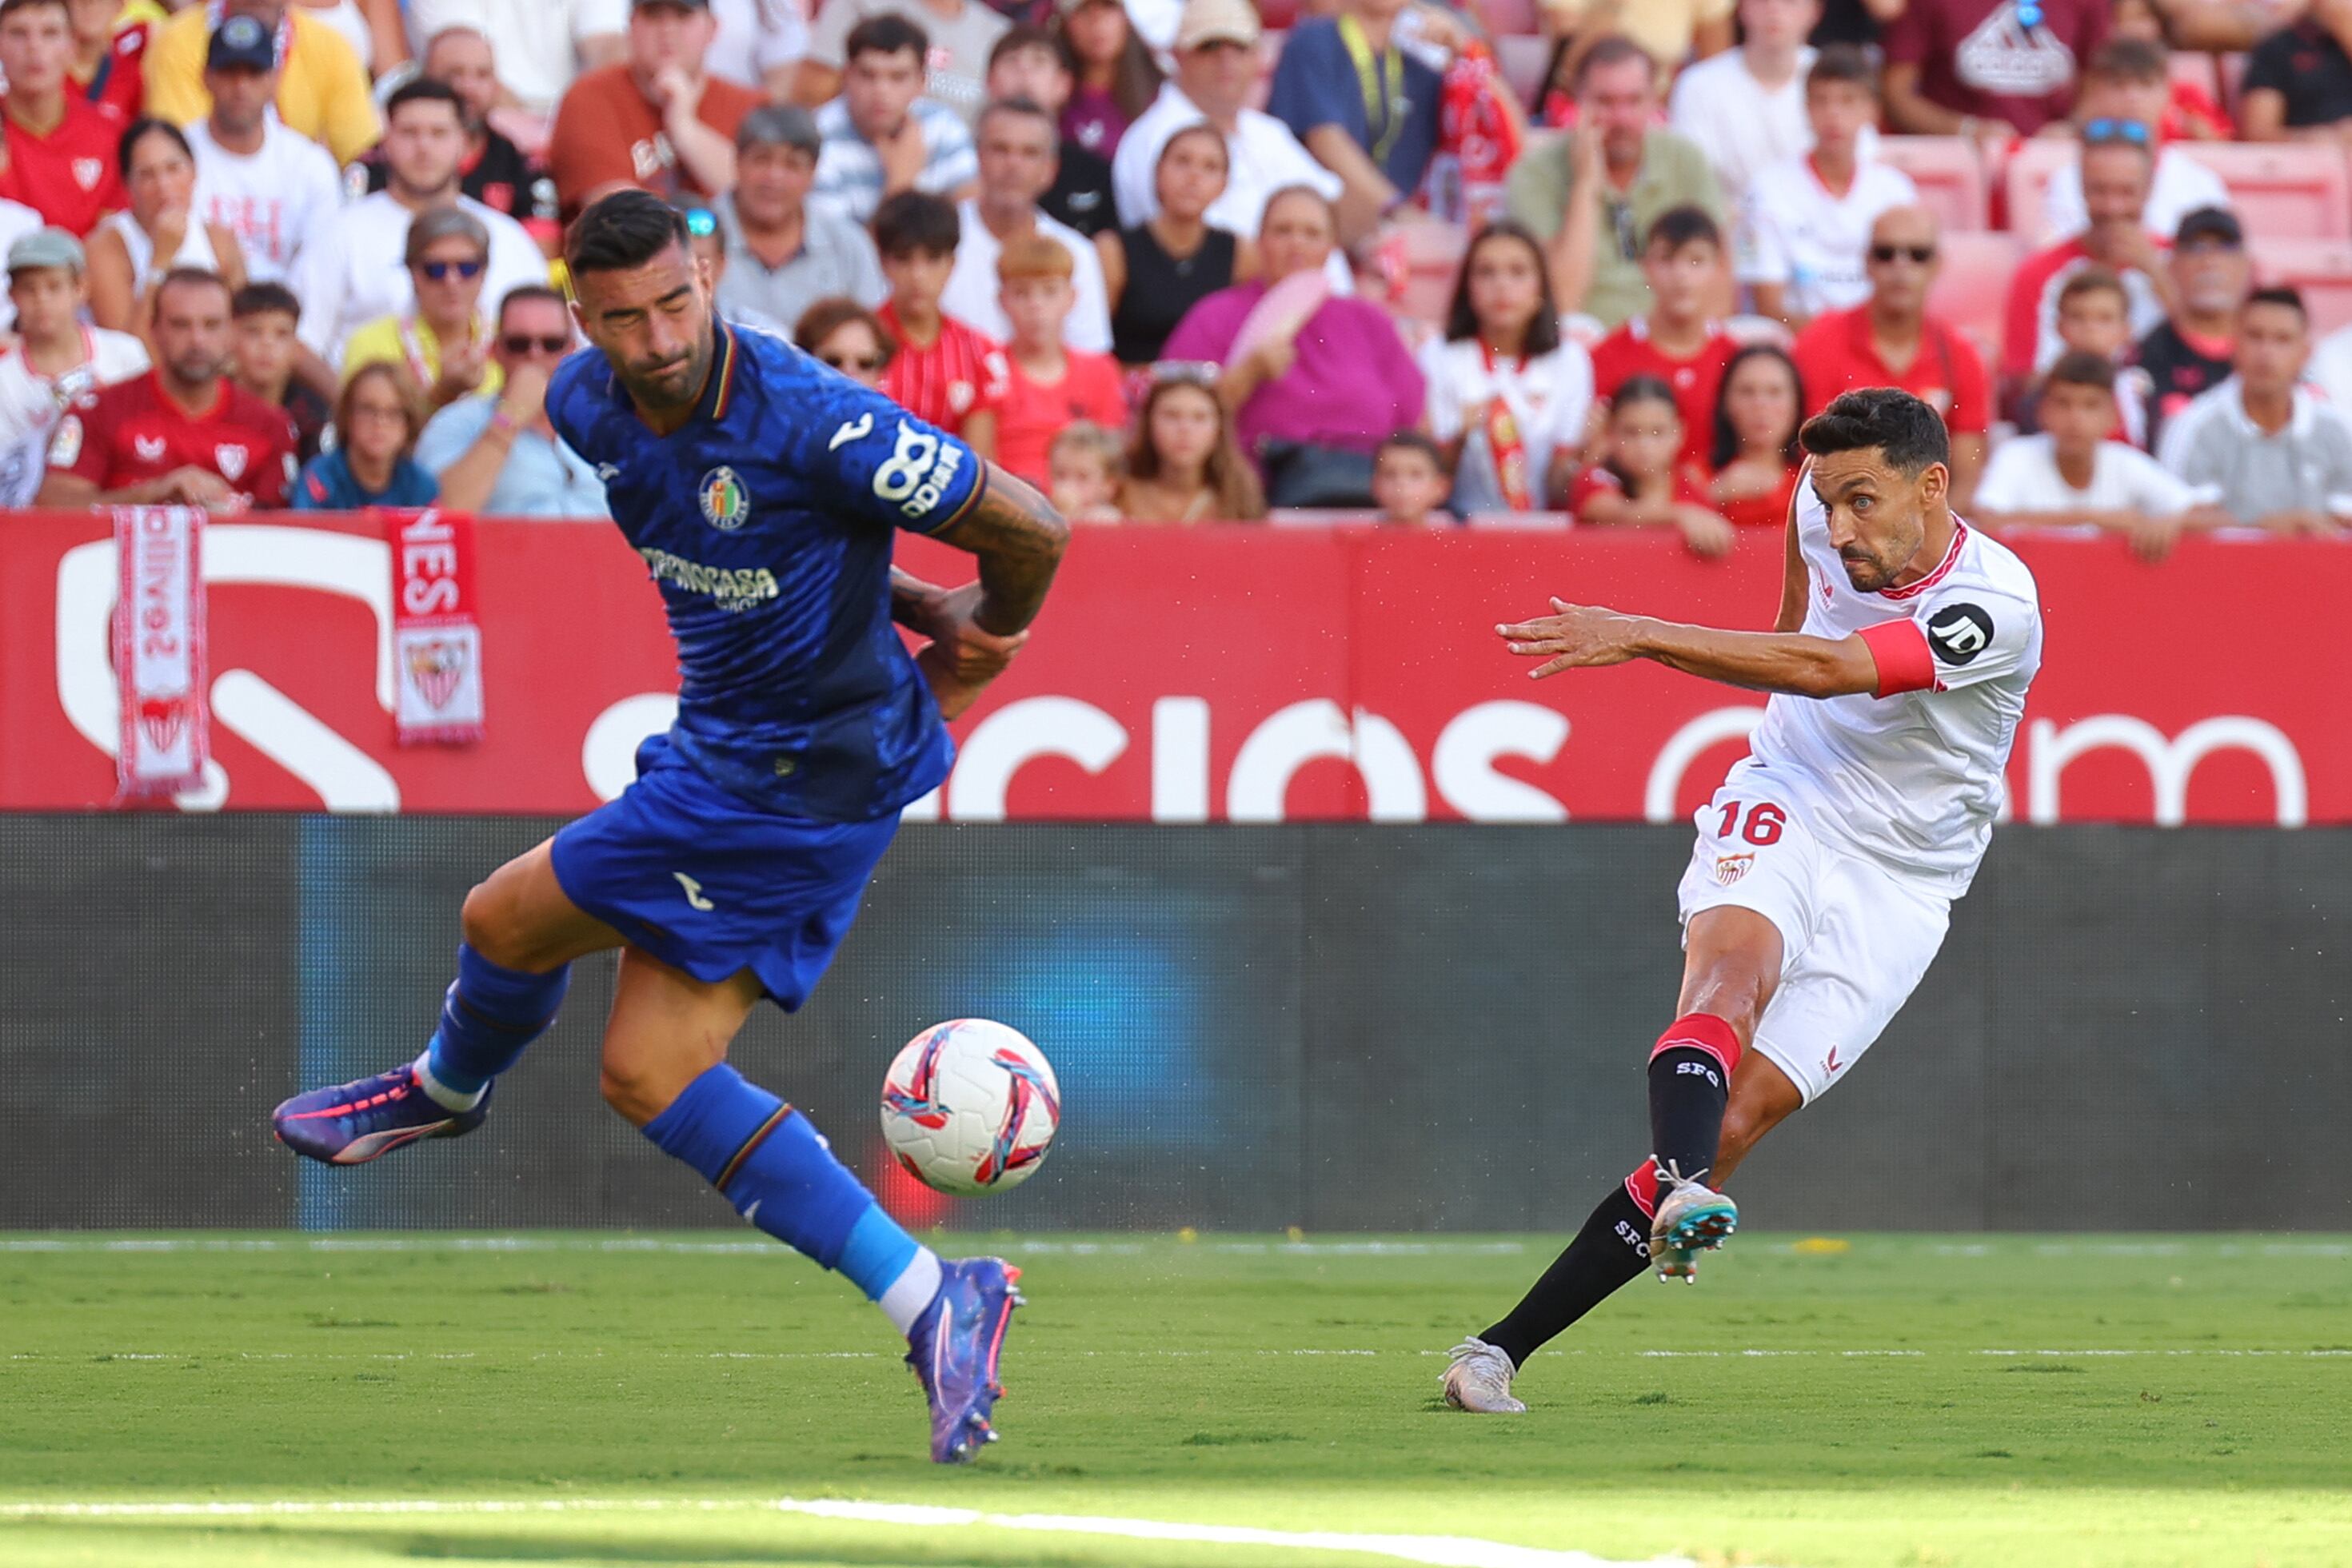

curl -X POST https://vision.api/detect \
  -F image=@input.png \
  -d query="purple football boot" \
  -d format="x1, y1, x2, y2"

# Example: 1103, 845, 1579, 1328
905, 1258, 1024, 1463
273, 1065, 491, 1165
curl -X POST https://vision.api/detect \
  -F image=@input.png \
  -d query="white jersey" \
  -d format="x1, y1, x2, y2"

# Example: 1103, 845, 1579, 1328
190, 114, 345, 285
1738, 473, 2043, 895
0, 327, 149, 505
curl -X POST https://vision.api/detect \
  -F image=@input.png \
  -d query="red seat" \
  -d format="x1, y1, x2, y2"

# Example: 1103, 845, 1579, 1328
1875, 136, 1990, 233
2257, 239, 2352, 336
1255, 0, 1301, 30
1470, 0, 1539, 37
2168, 50, 2220, 106
2000, 138, 2073, 241
1497, 34, 1551, 104
2175, 142, 2352, 239
1927, 230, 2025, 372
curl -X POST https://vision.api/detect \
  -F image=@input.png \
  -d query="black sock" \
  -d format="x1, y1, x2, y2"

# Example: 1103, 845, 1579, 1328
1648, 1048, 1731, 1188
1479, 1180, 1652, 1367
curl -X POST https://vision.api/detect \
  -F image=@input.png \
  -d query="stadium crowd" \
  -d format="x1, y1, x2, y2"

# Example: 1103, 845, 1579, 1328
7, 0, 2352, 548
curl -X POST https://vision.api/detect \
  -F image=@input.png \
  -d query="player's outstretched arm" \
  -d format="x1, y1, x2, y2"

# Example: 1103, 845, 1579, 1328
1499, 599, 1884, 700
928, 465, 1071, 637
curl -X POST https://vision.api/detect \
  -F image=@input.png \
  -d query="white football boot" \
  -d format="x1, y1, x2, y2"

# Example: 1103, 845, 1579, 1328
1650, 1163, 1739, 1283
1440, 1337, 1526, 1413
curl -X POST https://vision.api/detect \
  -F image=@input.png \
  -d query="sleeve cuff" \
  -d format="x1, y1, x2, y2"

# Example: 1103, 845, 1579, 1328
1859, 618, 1936, 698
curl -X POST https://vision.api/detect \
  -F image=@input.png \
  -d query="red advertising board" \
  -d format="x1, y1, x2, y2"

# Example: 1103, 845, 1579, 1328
0, 510, 2334, 824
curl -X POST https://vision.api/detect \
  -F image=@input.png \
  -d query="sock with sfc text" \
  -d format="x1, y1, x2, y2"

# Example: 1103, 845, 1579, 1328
1647, 1013, 1742, 1190
413, 944, 572, 1110
1479, 1171, 1657, 1366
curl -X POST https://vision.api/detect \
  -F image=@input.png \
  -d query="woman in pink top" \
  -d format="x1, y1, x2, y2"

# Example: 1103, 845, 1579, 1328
1159, 186, 1427, 508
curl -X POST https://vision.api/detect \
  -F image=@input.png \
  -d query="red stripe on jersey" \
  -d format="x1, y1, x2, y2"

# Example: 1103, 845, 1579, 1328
1877, 521, 1967, 600
1859, 617, 1936, 697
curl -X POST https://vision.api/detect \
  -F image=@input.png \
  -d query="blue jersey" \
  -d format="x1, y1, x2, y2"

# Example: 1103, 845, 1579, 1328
546, 323, 984, 821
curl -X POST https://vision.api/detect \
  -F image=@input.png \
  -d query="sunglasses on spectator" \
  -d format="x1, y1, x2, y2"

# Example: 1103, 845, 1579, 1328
685, 206, 718, 238
419, 258, 485, 281
501, 333, 571, 354
1151, 359, 1220, 385
821, 352, 885, 372
1869, 243, 1936, 264
2082, 118, 2152, 146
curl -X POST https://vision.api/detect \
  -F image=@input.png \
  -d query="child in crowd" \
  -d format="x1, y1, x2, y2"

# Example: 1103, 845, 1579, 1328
1707, 344, 1807, 529
2018, 269, 2153, 447
873, 191, 1006, 457
1048, 421, 1124, 521
1570, 374, 1733, 558
993, 233, 1128, 489
1973, 349, 2227, 562
230, 282, 329, 464
1589, 205, 1738, 474
2110, 0, 2231, 139
1116, 372, 1264, 523
1372, 432, 1454, 525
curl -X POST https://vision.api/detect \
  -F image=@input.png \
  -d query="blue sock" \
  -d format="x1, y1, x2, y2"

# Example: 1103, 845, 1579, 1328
643, 1063, 938, 1328
420, 944, 570, 1099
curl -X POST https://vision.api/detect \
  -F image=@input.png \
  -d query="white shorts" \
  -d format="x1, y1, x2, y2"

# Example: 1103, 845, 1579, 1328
1675, 780, 1952, 1105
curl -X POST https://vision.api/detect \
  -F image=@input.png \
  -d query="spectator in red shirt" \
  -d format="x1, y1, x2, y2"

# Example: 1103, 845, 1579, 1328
39, 265, 297, 507
545, 0, 761, 217
65, 0, 142, 122
873, 189, 1006, 453
1882, 0, 2110, 142
1792, 204, 1990, 505
0, 0, 129, 237
1705, 341, 1806, 529
1568, 373, 1733, 557
992, 230, 1124, 488
1587, 204, 1737, 473
2001, 126, 2171, 396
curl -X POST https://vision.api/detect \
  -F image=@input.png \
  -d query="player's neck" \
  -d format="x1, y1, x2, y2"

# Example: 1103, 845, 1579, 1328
1888, 506, 1958, 589
4, 87, 65, 134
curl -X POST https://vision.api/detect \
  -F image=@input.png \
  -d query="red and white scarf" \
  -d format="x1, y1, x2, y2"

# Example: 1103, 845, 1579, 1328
112, 505, 208, 800
386, 508, 485, 745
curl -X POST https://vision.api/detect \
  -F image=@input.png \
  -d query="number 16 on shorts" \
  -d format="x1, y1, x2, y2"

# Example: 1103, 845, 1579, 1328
1707, 798, 1786, 885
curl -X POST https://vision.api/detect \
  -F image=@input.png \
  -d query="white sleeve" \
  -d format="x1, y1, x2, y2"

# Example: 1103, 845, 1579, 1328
1420, 337, 1464, 441
572, 0, 630, 43
1916, 588, 2038, 692
288, 142, 345, 269
1537, 341, 1591, 457
290, 217, 345, 358
1970, 439, 2035, 512
1066, 231, 1112, 355
2113, 443, 2203, 517
2040, 160, 2086, 242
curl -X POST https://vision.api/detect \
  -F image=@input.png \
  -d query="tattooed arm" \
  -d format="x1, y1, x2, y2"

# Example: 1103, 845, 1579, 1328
900, 465, 1072, 719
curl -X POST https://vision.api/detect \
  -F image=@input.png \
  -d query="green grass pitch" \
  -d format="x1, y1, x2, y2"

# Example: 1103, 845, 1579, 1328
3, 1231, 2349, 1568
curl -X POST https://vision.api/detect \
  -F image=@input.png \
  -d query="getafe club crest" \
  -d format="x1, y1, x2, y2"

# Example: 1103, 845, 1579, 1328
699, 465, 749, 531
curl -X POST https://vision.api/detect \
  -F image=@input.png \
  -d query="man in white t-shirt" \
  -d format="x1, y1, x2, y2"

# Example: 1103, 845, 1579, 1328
940, 98, 1111, 352
1975, 349, 2226, 561
2038, 37, 2230, 245
0, 227, 146, 505
1667, 0, 1823, 207
1740, 45, 1917, 329
1441, 386, 2042, 1414
405, 0, 627, 117
288, 78, 547, 365
187, 14, 342, 286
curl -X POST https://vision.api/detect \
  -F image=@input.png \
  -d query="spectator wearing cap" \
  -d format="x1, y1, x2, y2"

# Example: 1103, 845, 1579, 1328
0, 0, 128, 237
1503, 36, 1727, 331
2158, 288, 2352, 533
2239, 3, 2352, 143
2041, 38, 2229, 242
1791, 205, 1990, 506
0, 227, 147, 505
66, 0, 147, 122
404, 0, 625, 122
1112, 0, 1346, 253
185, 15, 341, 287
795, 0, 1008, 126
1881, 0, 2108, 143
290, 79, 549, 366
1738, 45, 1915, 331
88, 120, 248, 339
1667, 0, 1823, 210
2137, 206, 2247, 452
341, 208, 507, 414
716, 105, 887, 333
2001, 127, 2173, 393
545, 0, 762, 217
987, 25, 1116, 237
144, 0, 381, 165
362, 28, 561, 244
416, 285, 609, 518
1265, 0, 1441, 237
941, 97, 1113, 351
809, 16, 980, 225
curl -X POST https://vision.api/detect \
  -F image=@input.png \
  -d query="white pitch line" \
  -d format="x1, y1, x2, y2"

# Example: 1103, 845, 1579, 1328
0, 1496, 1689, 1568
0, 1237, 1530, 1257
21, 1347, 2351, 1364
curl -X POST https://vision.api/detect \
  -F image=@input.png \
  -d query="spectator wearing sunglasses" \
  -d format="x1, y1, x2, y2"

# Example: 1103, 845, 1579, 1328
1882, 0, 2109, 143
2039, 39, 2229, 244
715, 106, 887, 341
793, 294, 896, 389
1791, 204, 1989, 507
2002, 126, 2172, 398
341, 207, 506, 413
415, 284, 609, 518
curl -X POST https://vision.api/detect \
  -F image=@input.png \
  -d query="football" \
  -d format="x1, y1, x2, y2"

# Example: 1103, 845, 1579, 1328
880, 1019, 1060, 1196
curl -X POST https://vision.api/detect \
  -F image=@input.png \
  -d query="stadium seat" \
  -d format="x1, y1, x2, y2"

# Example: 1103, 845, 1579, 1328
1394, 219, 1471, 324
2176, 143, 2352, 240
1256, 0, 1302, 30
1875, 137, 1991, 233
2000, 138, 2074, 242
1497, 34, 1551, 106
2168, 50, 2220, 108
1927, 230, 2026, 371
1470, 0, 1541, 38
2217, 50, 2248, 110
2257, 239, 2352, 335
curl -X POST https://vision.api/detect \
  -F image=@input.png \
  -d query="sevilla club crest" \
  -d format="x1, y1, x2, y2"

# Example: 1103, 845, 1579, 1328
137, 693, 189, 752
1713, 852, 1755, 887
405, 636, 469, 712
214, 444, 249, 482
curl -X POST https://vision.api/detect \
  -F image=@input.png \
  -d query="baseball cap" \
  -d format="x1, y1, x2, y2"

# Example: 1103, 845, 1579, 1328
7, 226, 83, 275
737, 103, 821, 155
404, 205, 490, 265
1176, 0, 1260, 51
2174, 205, 2243, 249
206, 12, 276, 72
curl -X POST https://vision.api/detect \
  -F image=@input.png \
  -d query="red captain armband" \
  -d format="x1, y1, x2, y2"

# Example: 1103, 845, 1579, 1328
1858, 619, 1937, 698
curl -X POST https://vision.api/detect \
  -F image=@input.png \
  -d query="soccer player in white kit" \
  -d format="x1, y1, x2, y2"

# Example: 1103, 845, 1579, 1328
1442, 387, 2043, 1413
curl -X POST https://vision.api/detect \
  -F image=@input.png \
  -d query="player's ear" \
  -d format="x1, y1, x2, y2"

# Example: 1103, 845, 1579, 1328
1917, 460, 1949, 509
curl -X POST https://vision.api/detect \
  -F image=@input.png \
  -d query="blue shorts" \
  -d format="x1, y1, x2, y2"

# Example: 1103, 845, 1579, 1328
549, 734, 899, 1010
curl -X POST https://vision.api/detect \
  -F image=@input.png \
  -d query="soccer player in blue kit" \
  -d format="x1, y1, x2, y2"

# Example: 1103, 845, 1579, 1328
271, 191, 1070, 1465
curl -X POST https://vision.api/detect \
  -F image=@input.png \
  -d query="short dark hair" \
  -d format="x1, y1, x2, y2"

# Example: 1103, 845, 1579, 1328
384, 76, 465, 122
116, 116, 192, 179
1610, 373, 1679, 420
1644, 203, 1721, 257
231, 281, 300, 321
2088, 35, 2168, 83
794, 294, 896, 365
872, 190, 960, 259
2045, 349, 2118, 393
1376, 429, 1448, 473
1806, 43, 1875, 95
564, 190, 691, 277
498, 284, 569, 328
2245, 285, 2307, 323
845, 13, 927, 64
2057, 265, 2127, 312
1799, 386, 1951, 475
152, 265, 231, 318
0, 0, 68, 22
1574, 34, 1654, 89
1710, 342, 1805, 471
978, 94, 1056, 139
988, 22, 1059, 69
1443, 219, 1560, 357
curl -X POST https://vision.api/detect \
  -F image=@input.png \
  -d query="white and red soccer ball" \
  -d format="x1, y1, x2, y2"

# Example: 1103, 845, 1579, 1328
880, 1019, 1060, 1196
